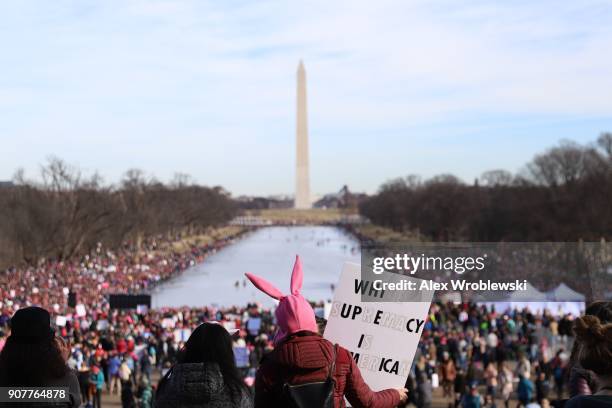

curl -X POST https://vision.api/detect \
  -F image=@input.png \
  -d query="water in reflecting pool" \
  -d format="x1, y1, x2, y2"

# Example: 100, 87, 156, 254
152, 226, 360, 308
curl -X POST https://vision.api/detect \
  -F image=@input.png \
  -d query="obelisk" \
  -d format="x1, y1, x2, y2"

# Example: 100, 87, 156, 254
295, 60, 311, 209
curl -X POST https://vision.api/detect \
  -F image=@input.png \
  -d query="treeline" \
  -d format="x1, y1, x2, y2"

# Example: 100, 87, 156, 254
0, 159, 237, 266
360, 133, 612, 241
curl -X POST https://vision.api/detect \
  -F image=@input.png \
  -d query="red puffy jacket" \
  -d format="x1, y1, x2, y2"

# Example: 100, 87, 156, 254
254, 332, 400, 408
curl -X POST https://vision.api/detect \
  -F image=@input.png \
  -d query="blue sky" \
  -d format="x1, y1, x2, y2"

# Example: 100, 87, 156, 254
1, 0, 611, 196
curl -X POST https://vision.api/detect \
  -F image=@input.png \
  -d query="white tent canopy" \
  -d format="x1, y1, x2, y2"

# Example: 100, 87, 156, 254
480, 282, 585, 316
546, 283, 586, 301
506, 282, 548, 301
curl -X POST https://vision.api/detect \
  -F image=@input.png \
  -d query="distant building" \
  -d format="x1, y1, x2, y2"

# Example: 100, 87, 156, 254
0, 181, 14, 189
313, 185, 367, 209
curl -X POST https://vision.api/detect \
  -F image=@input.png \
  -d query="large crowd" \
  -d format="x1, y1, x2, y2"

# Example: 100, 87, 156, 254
0, 230, 248, 317
408, 303, 580, 408
0, 232, 610, 408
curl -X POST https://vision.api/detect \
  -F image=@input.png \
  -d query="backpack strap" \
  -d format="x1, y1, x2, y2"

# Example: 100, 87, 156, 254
328, 343, 338, 380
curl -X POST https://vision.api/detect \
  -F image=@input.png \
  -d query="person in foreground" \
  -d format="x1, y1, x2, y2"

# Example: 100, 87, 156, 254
565, 315, 612, 408
0, 306, 81, 407
155, 322, 253, 408
569, 302, 612, 397
246, 255, 408, 408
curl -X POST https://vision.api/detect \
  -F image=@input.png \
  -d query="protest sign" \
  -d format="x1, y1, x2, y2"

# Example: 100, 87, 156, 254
161, 318, 175, 329
223, 320, 239, 335
246, 317, 261, 336
96, 319, 109, 331
173, 328, 192, 342
323, 262, 433, 391
324, 302, 332, 319
55, 315, 67, 327
234, 346, 249, 368
75, 304, 86, 317
182, 328, 192, 341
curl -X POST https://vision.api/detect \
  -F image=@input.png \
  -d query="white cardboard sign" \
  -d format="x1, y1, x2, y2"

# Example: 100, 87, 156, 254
55, 315, 67, 327
323, 262, 433, 391
75, 304, 87, 317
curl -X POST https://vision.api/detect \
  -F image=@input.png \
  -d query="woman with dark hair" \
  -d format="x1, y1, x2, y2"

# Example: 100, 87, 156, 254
0, 307, 81, 407
155, 322, 252, 408
569, 302, 612, 397
565, 315, 612, 408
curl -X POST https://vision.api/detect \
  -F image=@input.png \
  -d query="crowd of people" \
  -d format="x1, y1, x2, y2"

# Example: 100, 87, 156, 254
0, 231, 610, 407
0, 229, 248, 319
2, 299, 611, 407
0, 230, 249, 406
407, 302, 590, 408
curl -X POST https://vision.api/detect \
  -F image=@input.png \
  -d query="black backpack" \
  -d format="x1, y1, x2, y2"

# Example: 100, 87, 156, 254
281, 343, 338, 408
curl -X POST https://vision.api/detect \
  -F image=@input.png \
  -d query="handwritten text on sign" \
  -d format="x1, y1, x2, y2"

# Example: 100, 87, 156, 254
323, 263, 434, 391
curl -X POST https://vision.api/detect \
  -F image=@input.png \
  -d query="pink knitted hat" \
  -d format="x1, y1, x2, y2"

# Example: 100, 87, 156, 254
245, 255, 318, 345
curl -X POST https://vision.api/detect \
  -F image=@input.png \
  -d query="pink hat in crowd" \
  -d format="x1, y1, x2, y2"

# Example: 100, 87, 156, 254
245, 255, 318, 345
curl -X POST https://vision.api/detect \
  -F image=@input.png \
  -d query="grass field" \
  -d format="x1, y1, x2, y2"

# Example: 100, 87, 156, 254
169, 225, 246, 252
243, 208, 357, 223
352, 223, 421, 244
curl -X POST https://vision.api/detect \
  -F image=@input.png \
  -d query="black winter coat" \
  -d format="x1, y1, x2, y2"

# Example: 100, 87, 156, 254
155, 362, 252, 408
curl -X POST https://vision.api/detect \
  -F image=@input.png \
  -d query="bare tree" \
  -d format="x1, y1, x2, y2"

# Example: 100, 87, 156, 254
361, 134, 612, 242
0, 161, 237, 268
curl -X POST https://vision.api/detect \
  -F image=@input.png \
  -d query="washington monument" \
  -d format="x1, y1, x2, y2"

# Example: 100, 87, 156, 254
295, 60, 311, 209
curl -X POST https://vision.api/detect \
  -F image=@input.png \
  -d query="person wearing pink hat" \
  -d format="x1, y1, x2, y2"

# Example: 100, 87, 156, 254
246, 255, 408, 408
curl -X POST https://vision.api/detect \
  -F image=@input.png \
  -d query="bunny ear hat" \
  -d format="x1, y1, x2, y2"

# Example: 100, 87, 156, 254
245, 255, 318, 344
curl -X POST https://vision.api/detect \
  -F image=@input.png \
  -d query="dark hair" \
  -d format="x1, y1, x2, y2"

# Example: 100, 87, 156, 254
157, 323, 247, 401
569, 301, 612, 366
572, 315, 612, 376
584, 301, 612, 324
0, 336, 69, 386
